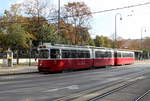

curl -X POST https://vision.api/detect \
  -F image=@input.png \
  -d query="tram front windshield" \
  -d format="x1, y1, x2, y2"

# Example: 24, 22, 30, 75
39, 49, 49, 59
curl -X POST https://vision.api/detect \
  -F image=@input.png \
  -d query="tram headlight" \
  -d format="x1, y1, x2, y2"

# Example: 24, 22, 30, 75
39, 63, 48, 66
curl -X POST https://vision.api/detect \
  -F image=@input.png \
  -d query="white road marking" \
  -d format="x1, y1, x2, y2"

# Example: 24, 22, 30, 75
44, 85, 79, 92
128, 76, 146, 82
44, 88, 59, 92
107, 77, 123, 82
0, 76, 17, 80
67, 85, 79, 90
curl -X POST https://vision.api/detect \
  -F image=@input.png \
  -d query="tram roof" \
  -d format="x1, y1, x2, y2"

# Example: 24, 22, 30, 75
39, 43, 113, 50
39, 43, 91, 49
115, 48, 142, 53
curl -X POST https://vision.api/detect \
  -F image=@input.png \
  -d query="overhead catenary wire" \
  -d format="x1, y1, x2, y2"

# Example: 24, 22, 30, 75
1, 1, 150, 24
91, 1, 150, 14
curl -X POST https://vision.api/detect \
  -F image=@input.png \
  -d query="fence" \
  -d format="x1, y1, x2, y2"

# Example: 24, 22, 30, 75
0, 47, 38, 66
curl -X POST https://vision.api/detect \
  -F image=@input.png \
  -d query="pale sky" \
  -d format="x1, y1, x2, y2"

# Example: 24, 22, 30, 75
0, 0, 150, 39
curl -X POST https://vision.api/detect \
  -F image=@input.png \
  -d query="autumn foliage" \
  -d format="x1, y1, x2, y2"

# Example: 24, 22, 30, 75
0, 0, 150, 53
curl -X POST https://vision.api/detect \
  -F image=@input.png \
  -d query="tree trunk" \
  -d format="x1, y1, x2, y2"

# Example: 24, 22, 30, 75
16, 50, 19, 64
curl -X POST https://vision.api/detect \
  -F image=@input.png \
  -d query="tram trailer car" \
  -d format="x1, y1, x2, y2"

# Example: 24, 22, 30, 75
93, 47, 114, 67
38, 44, 135, 72
114, 50, 135, 66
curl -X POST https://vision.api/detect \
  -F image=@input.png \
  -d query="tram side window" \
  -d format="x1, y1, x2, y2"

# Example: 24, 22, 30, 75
84, 51, 90, 58
127, 53, 130, 57
78, 51, 84, 58
39, 50, 49, 59
109, 52, 113, 58
121, 52, 134, 58
128, 53, 133, 57
95, 51, 106, 58
131, 53, 134, 57
106, 51, 112, 58
117, 52, 122, 58
50, 49, 60, 59
78, 50, 90, 58
62, 50, 71, 58
69, 50, 90, 58
130, 53, 133, 57
122, 53, 132, 58
70, 50, 78, 58
122, 53, 126, 58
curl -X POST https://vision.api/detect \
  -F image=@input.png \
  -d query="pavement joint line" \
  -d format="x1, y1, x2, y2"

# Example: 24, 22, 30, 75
0, 71, 38, 76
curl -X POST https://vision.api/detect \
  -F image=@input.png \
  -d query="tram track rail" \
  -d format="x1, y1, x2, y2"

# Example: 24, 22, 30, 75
87, 75, 150, 101
54, 80, 125, 101
54, 73, 148, 101
135, 89, 150, 101
87, 80, 138, 101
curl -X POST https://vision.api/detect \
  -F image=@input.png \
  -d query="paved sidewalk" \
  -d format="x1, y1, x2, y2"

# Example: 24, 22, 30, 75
135, 60, 150, 64
0, 65, 38, 76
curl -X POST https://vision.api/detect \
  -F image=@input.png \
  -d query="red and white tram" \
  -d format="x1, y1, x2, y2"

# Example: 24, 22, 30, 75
38, 44, 135, 72
114, 50, 134, 66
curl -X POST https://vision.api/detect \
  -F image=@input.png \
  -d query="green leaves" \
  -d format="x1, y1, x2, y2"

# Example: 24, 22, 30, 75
41, 25, 58, 43
0, 24, 35, 51
94, 35, 113, 47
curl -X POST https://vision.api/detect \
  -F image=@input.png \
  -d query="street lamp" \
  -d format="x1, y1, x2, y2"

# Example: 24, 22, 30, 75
58, 0, 62, 43
114, 13, 122, 49
141, 27, 147, 49
58, 0, 60, 29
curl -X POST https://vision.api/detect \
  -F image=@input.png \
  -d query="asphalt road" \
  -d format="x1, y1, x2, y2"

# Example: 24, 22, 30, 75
0, 63, 150, 101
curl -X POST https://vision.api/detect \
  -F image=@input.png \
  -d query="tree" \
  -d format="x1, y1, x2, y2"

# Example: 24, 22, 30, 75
143, 37, 150, 50
23, 0, 50, 18
41, 24, 68, 44
0, 3, 35, 49
2, 3, 22, 24
62, 2, 92, 44
94, 36, 103, 47
128, 40, 140, 50
22, 17, 48, 46
7, 24, 35, 64
23, 0, 53, 45
117, 39, 126, 49
94, 35, 113, 47
4, 24, 34, 49
78, 27, 93, 45
0, 32, 7, 51
10, 3, 22, 17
